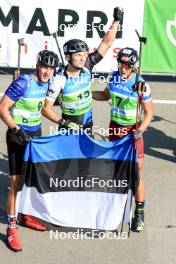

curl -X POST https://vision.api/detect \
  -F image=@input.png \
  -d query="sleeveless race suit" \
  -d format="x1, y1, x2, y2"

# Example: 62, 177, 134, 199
46, 50, 103, 126
5, 74, 48, 132
5, 74, 48, 175
108, 70, 152, 126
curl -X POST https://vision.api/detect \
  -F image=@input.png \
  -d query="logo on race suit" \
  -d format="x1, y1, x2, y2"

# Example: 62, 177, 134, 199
166, 14, 176, 47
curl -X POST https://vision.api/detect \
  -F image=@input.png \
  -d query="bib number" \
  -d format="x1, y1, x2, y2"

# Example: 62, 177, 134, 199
115, 96, 122, 106
77, 90, 90, 100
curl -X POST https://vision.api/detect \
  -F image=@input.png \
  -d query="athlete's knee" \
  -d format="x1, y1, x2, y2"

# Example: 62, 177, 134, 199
10, 175, 21, 193
138, 158, 143, 171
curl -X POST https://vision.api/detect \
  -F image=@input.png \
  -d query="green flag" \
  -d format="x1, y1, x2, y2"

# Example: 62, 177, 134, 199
141, 0, 176, 73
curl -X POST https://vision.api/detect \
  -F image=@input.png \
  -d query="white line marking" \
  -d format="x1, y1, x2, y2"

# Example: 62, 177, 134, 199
153, 99, 176, 104
0, 92, 176, 104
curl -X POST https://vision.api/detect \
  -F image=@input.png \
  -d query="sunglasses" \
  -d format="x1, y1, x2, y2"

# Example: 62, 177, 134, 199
119, 63, 132, 70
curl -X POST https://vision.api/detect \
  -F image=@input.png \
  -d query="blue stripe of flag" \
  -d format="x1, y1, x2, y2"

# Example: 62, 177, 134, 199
24, 133, 137, 163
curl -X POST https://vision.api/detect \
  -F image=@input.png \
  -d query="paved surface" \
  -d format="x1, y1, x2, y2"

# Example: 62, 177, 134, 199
0, 74, 176, 264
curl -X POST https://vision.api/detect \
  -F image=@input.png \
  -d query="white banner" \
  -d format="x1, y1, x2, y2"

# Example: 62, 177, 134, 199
0, 0, 144, 72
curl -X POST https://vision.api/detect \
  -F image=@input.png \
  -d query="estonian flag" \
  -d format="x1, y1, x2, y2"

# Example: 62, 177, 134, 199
17, 132, 138, 231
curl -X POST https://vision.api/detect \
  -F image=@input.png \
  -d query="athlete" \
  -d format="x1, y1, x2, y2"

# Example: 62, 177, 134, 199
0, 50, 59, 251
92, 47, 153, 232
42, 7, 123, 133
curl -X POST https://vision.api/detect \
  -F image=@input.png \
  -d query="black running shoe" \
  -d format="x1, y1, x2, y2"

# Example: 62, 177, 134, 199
132, 208, 144, 232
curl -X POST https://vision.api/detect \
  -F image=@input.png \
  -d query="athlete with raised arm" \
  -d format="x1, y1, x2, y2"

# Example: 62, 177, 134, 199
42, 8, 123, 134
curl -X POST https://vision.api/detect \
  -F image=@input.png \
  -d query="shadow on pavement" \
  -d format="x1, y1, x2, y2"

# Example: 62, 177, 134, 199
0, 233, 7, 247
0, 153, 9, 223
144, 115, 176, 163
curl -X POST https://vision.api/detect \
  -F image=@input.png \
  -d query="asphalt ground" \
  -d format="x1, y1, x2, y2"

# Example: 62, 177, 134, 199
0, 74, 176, 264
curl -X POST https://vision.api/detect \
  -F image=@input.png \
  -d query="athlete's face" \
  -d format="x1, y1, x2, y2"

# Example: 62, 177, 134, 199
36, 64, 55, 83
119, 63, 133, 81
69, 51, 88, 69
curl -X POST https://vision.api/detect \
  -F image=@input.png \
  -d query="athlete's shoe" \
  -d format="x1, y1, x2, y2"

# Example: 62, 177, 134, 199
18, 214, 46, 231
7, 227, 22, 252
132, 208, 144, 232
